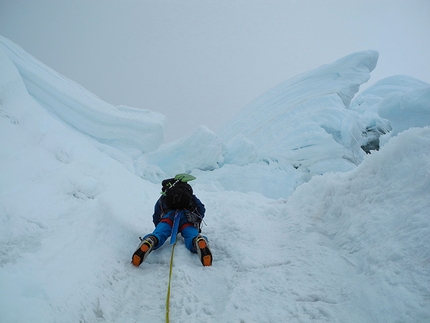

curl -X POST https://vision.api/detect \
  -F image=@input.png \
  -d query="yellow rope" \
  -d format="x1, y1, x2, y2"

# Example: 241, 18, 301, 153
165, 242, 176, 323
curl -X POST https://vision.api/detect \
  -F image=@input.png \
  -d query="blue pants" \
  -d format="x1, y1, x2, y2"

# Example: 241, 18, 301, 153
144, 210, 199, 253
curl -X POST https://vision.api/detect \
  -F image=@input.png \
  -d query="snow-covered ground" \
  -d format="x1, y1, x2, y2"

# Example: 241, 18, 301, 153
1, 36, 429, 322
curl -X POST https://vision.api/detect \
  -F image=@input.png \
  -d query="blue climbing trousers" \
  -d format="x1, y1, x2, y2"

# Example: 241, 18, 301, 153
144, 209, 199, 253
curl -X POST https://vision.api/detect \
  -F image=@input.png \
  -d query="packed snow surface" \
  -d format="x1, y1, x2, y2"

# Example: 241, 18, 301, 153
1, 36, 429, 322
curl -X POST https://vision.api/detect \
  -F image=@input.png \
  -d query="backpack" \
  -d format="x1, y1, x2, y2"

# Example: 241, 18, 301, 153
162, 177, 194, 210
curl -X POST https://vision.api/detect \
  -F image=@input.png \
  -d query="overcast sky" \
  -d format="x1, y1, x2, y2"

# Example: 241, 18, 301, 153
1, 0, 430, 142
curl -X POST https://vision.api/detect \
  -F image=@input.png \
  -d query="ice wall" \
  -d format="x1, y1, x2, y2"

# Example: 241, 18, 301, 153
219, 50, 379, 171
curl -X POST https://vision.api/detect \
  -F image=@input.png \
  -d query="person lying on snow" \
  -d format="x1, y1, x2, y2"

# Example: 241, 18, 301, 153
132, 174, 212, 267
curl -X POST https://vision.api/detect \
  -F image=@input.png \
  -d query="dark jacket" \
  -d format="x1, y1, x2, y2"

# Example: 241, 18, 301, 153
152, 195, 205, 227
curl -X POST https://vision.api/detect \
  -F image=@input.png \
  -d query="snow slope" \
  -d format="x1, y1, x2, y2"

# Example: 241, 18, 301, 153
1, 36, 430, 323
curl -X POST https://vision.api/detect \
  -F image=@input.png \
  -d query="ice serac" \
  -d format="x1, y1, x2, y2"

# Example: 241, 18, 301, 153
219, 50, 379, 172
350, 75, 430, 149
0, 36, 165, 156
143, 125, 224, 177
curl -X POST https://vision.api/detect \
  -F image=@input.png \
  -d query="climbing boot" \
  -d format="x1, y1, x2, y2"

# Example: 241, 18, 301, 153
194, 235, 212, 266
132, 236, 157, 267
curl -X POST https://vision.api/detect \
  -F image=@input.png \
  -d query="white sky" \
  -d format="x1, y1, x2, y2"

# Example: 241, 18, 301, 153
1, 0, 430, 142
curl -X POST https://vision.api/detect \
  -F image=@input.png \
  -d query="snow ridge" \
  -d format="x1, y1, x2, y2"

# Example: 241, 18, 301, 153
0, 36, 166, 156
